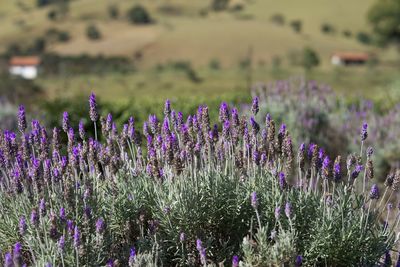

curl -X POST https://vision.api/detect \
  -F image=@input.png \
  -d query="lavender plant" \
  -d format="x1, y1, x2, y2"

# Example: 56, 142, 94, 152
0, 94, 398, 266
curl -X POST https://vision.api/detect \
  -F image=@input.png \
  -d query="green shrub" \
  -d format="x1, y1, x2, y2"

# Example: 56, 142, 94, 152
270, 13, 285, 25
290, 20, 302, 33
321, 23, 335, 34
211, 0, 230, 11
301, 47, 320, 71
342, 30, 352, 38
127, 5, 152, 25
108, 4, 119, 19
86, 24, 102, 40
209, 58, 221, 70
357, 32, 372, 45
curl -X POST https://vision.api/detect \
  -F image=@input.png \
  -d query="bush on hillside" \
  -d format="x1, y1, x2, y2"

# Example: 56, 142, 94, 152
357, 31, 372, 45
321, 23, 336, 34
301, 47, 320, 71
290, 20, 302, 33
127, 5, 152, 25
211, 0, 230, 11
342, 30, 352, 38
86, 24, 102, 40
270, 13, 285, 25
108, 4, 119, 19
209, 59, 221, 70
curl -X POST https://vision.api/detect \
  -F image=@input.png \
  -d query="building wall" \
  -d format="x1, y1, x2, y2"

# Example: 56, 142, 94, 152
331, 56, 342, 66
9, 65, 38, 79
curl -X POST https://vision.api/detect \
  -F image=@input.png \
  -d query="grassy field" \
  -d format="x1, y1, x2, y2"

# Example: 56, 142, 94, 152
0, 0, 380, 67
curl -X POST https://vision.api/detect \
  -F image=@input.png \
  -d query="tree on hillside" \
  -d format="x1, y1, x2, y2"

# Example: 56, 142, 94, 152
301, 47, 320, 71
127, 5, 152, 24
368, 0, 400, 47
211, 0, 230, 11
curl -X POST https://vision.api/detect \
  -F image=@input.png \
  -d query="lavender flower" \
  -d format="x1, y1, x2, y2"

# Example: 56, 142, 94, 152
333, 156, 341, 182
196, 239, 207, 265
285, 202, 292, 219
164, 99, 171, 116
96, 218, 106, 234
58, 235, 65, 253
89, 92, 98, 122
250, 191, 258, 208
18, 105, 27, 132
4, 252, 13, 267
219, 102, 229, 122
30, 209, 39, 227
295, 255, 303, 266
73, 225, 80, 248
79, 120, 86, 140
351, 164, 363, 180
275, 206, 281, 220
62, 111, 69, 132
13, 242, 22, 266
360, 122, 368, 141
232, 255, 239, 267
321, 156, 330, 179
369, 184, 379, 199
39, 198, 46, 217
129, 247, 136, 265
19, 216, 27, 236
180, 232, 185, 242
279, 172, 287, 190
251, 96, 259, 115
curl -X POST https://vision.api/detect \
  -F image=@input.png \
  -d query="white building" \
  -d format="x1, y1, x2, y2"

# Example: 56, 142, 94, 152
330, 52, 369, 66
9, 56, 41, 79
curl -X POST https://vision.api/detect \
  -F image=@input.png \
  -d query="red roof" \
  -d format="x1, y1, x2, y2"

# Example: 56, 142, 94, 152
332, 52, 369, 61
9, 56, 41, 66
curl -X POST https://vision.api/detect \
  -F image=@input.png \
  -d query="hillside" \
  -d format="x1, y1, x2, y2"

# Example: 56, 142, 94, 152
0, 0, 377, 68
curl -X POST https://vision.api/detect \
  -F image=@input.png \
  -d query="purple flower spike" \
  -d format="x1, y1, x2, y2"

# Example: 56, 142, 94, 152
79, 120, 86, 140
19, 216, 27, 236
30, 209, 39, 227
73, 225, 80, 248
129, 247, 136, 265
279, 172, 287, 190
96, 218, 106, 234
333, 161, 341, 182
4, 252, 13, 267
58, 235, 65, 253
285, 202, 292, 218
18, 105, 27, 132
275, 206, 281, 220
59, 207, 66, 222
361, 122, 368, 141
251, 96, 259, 115
39, 198, 46, 216
279, 124, 286, 135
251, 192, 258, 208
370, 184, 380, 200
164, 99, 171, 116
13, 242, 23, 266
351, 164, 363, 179
295, 255, 303, 266
89, 92, 99, 122
180, 232, 185, 242
62, 111, 69, 132
196, 239, 207, 265
232, 255, 239, 267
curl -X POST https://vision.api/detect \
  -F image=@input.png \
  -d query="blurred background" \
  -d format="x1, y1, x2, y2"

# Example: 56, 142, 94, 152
0, 0, 400, 170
